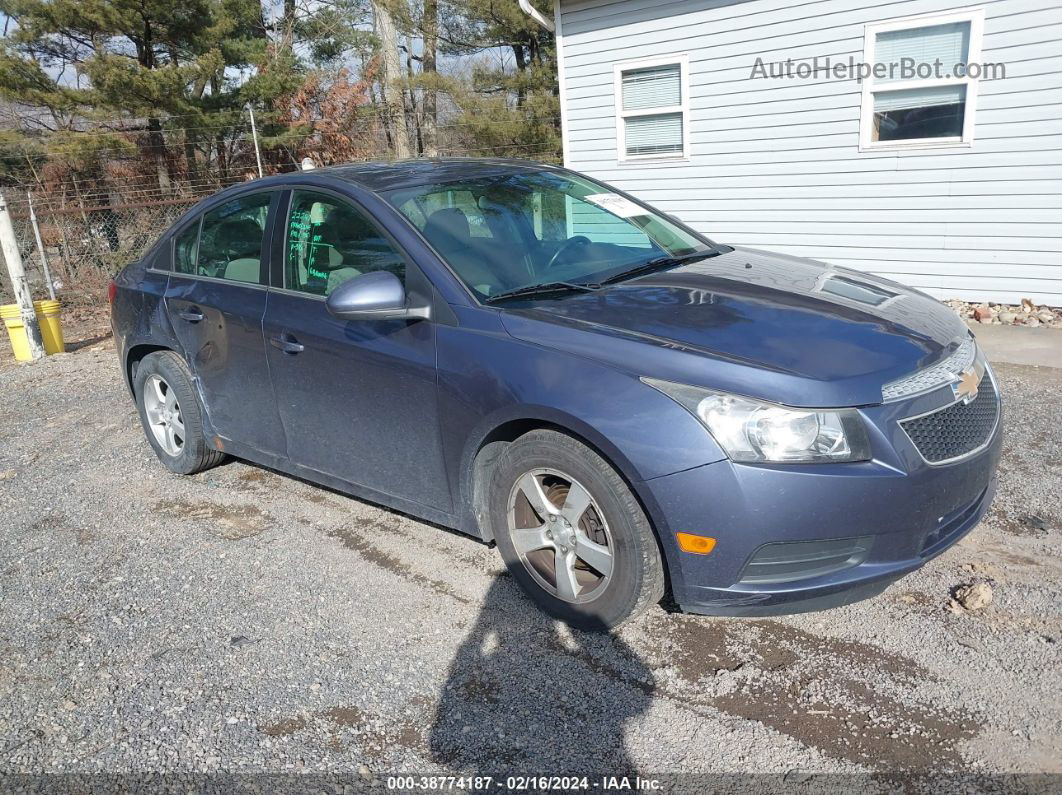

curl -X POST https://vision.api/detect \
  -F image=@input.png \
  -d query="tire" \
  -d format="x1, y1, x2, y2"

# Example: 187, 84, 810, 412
133, 350, 225, 475
489, 430, 665, 630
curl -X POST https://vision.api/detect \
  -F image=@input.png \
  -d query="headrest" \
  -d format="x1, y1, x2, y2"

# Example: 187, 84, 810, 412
424, 208, 471, 246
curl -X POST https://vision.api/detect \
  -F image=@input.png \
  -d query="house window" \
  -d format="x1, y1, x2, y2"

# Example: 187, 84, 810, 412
614, 56, 689, 161
860, 10, 984, 150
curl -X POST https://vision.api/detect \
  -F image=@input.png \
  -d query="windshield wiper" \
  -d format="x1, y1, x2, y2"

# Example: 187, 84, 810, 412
599, 250, 721, 286
484, 281, 600, 304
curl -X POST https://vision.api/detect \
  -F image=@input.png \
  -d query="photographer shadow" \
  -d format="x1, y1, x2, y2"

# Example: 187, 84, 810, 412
429, 575, 654, 777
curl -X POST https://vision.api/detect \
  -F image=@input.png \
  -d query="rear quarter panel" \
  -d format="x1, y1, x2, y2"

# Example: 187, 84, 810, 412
111, 253, 181, 394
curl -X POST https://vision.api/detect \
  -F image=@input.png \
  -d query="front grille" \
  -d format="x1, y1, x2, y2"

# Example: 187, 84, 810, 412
900, 377, 999, 464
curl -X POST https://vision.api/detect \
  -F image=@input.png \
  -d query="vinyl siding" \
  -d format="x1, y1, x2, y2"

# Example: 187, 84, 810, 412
557, 0, 1062, 304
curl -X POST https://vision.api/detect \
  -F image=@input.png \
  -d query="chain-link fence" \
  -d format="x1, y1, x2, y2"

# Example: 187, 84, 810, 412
0, 101, 562, 305
1, 186, 210, 304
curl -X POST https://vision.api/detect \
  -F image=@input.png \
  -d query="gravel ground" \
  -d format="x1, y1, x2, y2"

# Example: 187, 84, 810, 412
0, 319, 1059, 785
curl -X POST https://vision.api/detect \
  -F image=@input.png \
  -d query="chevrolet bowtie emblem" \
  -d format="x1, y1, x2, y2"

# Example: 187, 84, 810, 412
951, 367, 982, 405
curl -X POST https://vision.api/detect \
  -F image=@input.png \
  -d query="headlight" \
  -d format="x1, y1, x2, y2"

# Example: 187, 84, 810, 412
642, 378, 871, 463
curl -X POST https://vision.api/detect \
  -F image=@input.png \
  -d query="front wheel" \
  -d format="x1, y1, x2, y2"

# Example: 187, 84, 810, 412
489, 430, 665, 630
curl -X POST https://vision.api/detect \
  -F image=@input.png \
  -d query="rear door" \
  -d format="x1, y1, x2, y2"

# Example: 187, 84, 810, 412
164, 190, 286, 456
262, 188, 451, 511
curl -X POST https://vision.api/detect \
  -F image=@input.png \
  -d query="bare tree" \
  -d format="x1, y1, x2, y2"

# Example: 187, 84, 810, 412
373, 0, 411, 158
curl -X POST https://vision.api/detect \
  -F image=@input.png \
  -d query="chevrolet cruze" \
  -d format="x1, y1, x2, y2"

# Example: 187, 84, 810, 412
110, 159, 1002, 629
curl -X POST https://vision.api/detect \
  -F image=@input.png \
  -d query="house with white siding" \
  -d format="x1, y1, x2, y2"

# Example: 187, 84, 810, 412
542, 0, 1062, 305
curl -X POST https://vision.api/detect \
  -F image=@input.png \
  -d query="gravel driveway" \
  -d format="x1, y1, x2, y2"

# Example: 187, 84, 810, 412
1, 324, 1059, 785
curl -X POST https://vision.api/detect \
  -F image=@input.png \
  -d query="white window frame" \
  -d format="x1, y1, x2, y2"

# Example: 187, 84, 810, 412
614, 54, 690, 163
859, 8, 985, 152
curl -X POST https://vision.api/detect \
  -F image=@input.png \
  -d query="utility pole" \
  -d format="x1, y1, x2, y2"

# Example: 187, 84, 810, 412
26, 191, 56, 301
0, 191, 45, 361
246, 103, 264, 178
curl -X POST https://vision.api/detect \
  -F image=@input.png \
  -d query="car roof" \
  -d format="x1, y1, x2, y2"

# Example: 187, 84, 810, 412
295, 157, 561, 193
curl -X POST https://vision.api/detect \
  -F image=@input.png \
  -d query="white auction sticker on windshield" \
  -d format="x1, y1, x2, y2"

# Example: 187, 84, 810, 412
584, 193, 648, 219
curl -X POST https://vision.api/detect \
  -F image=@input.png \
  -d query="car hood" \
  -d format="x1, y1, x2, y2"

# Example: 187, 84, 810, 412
500, 246, 970, 407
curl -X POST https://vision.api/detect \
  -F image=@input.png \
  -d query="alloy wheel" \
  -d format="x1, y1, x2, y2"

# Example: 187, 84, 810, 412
507, 468, 614, 603
142, 374, 185, 456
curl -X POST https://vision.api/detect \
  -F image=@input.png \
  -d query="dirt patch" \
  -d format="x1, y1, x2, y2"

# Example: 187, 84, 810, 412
894, 590, 936, 608
996, 511, 1057, 538
658, 617, 976, 771
154, 498, 272, 540
237, 468, 275, 486
320, 705, 366, 728
318, 704, 425, 758
259, 716, 307, 737
327, 521, 472, 605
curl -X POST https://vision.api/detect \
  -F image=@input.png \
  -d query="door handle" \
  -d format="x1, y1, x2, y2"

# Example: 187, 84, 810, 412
178, 308, 204, 323
269, 334, 304, 355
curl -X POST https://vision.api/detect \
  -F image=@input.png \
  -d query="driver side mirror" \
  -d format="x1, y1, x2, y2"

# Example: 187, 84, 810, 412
325, 271, 431, 321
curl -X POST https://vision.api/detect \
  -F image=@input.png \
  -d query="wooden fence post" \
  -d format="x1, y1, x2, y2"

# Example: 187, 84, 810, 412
0, 190, 45, 361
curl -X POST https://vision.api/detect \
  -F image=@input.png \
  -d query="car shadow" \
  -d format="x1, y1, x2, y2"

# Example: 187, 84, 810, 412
429, 575, 654, 777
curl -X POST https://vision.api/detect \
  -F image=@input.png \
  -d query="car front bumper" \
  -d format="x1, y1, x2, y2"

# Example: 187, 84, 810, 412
638, 402, 1002, 617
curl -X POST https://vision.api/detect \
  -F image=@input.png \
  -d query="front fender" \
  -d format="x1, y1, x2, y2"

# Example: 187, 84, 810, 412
437, 311, 726, 536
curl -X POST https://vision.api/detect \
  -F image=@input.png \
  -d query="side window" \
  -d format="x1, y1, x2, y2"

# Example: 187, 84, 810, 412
196, 193, 271, 283
173, 219, 200, 274
286, 190, 406, 296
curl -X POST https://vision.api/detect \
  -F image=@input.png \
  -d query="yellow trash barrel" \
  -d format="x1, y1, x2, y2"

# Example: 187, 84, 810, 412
1, 299, 65, 360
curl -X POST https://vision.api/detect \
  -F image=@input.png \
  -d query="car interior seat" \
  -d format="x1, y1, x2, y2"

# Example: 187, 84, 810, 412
423, 208, 513, 295
219, 218, 264, 283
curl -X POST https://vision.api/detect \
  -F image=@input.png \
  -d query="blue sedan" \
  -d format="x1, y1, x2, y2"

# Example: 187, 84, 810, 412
110, 158, 1001, 629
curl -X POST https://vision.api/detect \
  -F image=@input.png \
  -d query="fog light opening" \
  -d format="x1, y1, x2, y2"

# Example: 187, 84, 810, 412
677, 532, 717, 556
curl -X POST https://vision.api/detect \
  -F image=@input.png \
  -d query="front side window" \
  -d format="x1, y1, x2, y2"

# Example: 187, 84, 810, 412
285, 190, 406, 296
614, 57, 688, 160
860, 11, 984, 149
195, 192, 271, 283
385, 170, 713, 299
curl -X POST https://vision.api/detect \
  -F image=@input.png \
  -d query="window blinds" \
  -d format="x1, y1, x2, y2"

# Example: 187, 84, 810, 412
875, 21, 971, 82
624, 113, 683, 155
873, 84, 966, 113
621, 64, 682, 110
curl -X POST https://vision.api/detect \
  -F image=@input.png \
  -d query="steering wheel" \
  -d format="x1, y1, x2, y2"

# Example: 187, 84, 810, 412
545, 235, 591, 271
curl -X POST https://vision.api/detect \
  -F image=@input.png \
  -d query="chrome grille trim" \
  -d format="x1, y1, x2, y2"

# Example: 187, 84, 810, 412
882, 336, 976, 403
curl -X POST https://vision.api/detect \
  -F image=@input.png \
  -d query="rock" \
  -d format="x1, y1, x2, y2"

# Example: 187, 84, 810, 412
357, 764, 372, 779
1037, 312, 1054, 323
1025, 317, 1041, 328
0, 470, 15, 480
955, 582, 994, 612
973, 307, 993, 323
998, 312, 1018, 325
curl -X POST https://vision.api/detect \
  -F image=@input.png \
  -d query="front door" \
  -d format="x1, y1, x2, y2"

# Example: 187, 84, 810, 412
263, 189, 451, 512
164, 190, 287, 456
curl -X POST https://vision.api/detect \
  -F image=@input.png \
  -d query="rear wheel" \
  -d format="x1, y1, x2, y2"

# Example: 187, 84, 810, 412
133, 351, 224, 475
489, 430, 665, 630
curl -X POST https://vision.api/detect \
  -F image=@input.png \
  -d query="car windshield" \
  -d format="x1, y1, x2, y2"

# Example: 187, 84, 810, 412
382, 170, 716, 300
